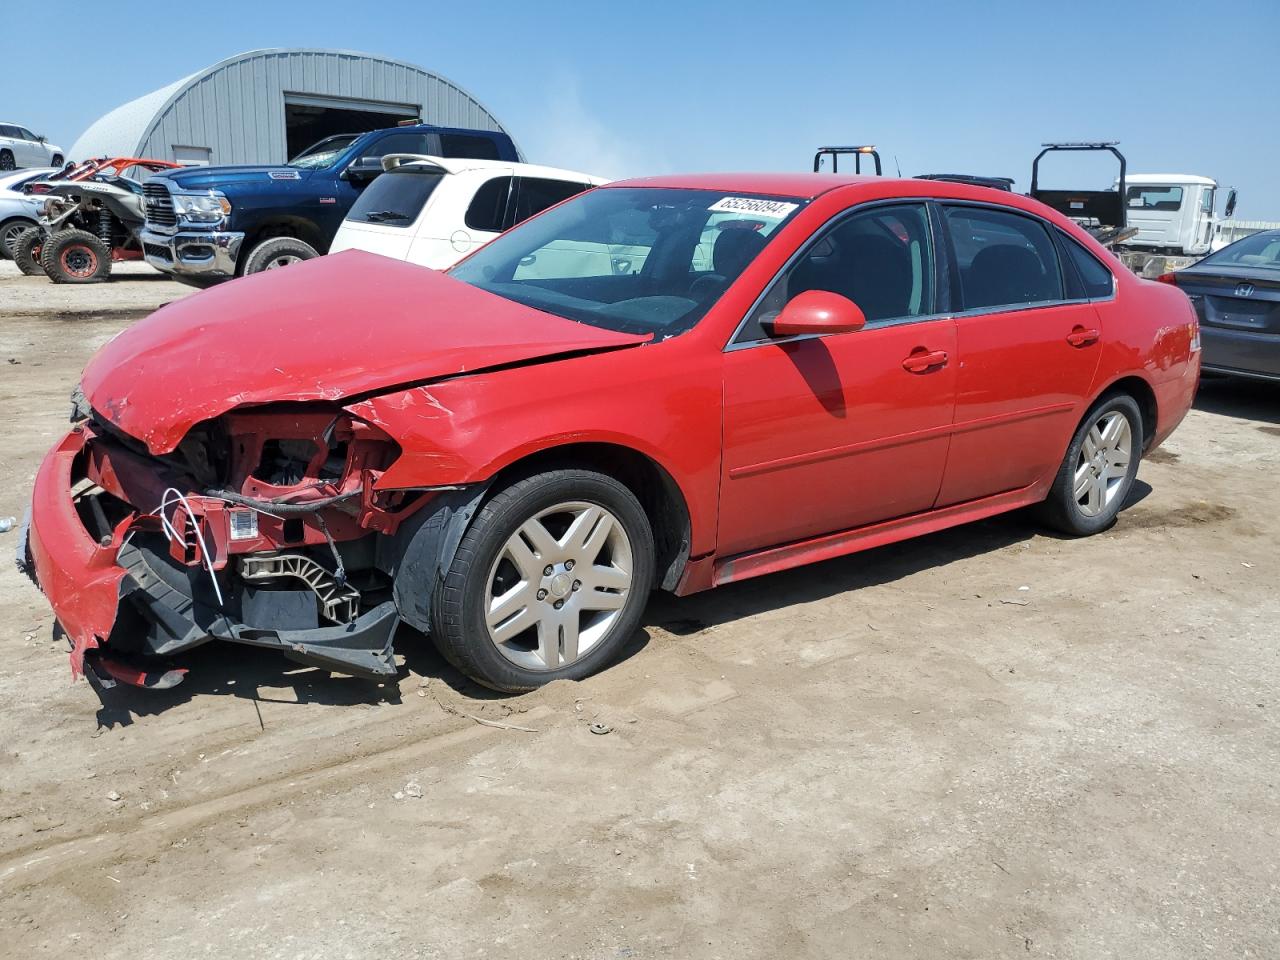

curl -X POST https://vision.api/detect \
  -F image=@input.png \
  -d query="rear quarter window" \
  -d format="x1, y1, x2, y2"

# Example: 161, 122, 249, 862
1058, 232, 1115, 299
466, 176, 515, 232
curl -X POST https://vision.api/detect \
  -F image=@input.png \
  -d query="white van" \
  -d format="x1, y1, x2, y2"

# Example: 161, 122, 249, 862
330, 155, 607, 269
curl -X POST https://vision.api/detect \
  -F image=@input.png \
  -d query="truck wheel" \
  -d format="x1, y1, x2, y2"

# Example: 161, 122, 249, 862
241, 236, 318, 275
11, 228, 47, 276
40, 229, 112, 283
0, 217, 36, 260
429, 469, 655, 693
0, 150, 14, 171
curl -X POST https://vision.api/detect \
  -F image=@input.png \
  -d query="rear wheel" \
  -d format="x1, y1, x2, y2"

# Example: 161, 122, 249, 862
0, 217, 36, 260
40, 228, 112, 283
1037, 394, 1142, 536
241, 236, 318, 275
11, 227, 47, 276
0, 150, 14, 171
429, 470, 655, 692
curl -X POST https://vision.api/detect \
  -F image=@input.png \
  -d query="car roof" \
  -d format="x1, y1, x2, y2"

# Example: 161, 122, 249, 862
385, 154, 607, 184
605, 172, 879, 199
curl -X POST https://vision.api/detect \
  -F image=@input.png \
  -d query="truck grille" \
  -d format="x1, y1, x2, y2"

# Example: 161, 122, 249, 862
143, 183, 176, 227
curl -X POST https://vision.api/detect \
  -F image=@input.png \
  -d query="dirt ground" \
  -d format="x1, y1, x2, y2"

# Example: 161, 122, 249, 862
1, 260, 1277, 959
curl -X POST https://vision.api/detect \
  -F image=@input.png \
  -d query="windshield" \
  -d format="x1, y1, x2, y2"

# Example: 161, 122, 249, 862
288, 135, 359, 169
1199, 232, 1280, 271
346, 166, 444, 226
447, 187, 803, 336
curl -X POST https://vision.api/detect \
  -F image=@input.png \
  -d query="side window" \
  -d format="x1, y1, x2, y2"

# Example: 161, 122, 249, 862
738, 203, 934, 342
943, 206, 1063, 311
1059, 232, 1115, 299
0, 125, 18, 139
512, 178, 589, 226
358, 133, 432, 161
18, 127, 37, 141
439, 133, 501, 160
465, 176, 514, 232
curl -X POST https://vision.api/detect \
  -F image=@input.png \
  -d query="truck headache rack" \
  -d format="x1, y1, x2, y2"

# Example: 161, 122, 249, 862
814, 145, 883, 176
1031, 141, 1127, 233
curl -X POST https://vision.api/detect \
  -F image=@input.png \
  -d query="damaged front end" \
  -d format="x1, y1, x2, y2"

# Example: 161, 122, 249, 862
22, 402, 457, 689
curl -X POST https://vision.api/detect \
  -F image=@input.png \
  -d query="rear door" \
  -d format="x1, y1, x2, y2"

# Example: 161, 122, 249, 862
934, 204, 1104, 506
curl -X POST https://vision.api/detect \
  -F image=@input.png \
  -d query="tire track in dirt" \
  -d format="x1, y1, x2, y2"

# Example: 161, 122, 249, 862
0, 704, 556, 892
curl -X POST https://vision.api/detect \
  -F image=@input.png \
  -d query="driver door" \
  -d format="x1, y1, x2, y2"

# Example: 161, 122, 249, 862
718, 202, 957, 557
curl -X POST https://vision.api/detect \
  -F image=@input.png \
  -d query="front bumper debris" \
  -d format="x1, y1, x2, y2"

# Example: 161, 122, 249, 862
140, 227, 243, 278
24, 424, 401, 688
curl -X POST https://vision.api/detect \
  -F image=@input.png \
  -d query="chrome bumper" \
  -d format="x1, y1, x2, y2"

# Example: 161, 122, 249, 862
140, 227, 244, 278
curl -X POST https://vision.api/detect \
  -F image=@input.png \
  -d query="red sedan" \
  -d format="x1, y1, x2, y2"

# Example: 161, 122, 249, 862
21, 173, 1199, 693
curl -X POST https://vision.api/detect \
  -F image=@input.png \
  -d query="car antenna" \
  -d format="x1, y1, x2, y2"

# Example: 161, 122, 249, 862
894, 155, 902, 177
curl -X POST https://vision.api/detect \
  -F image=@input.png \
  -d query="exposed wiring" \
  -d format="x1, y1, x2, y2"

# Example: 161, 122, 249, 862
314, 514, 347, 587
203, 488, 362, 515
157, 487, 225, 608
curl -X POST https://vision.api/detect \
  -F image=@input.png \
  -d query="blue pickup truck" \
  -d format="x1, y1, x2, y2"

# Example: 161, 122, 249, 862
139, 123, 519, 285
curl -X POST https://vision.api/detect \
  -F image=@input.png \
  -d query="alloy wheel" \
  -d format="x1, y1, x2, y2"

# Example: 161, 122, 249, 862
484, 500, 633, 671
265, 254, 302, 270
1073, 411, 1132, 517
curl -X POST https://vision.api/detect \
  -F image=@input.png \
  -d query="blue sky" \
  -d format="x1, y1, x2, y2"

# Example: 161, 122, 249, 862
4, 0, 1279, 217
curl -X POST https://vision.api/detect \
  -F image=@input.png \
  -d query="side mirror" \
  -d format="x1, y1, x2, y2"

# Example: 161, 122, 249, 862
37, 134, 46, 142
766, 290, 866, 338
1224, 188, 1237, 220
343, 157, 383, 181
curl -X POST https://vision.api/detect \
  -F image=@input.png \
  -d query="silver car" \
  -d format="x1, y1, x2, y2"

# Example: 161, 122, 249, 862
0, 166, 56, 259
0, 123, 64, 171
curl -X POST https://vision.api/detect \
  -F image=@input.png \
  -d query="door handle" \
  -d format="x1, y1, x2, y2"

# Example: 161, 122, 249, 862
1066, 326, 1101, 347
902, 349, 949, 373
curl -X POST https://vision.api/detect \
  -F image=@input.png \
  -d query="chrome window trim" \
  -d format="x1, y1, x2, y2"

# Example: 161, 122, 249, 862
724, 197, 943, 352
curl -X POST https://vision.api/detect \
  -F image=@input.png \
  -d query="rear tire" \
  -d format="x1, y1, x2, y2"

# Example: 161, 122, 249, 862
241, 236, 318, 275
0, 150, 14, 171
429, 469, 655, 693
40, 228, 111, 283
1037, 394, 1143, 536
11, 227, 47, 276
0, 217, 36, 260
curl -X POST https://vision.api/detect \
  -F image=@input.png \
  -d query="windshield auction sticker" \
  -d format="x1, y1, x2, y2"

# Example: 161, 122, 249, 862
708, 197, 799, 218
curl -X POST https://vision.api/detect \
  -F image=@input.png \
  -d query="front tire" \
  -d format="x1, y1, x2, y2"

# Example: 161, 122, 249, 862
50, 153, 63, 167
40, 228, 111, 283
0, 217, 36, 259
430, 470, 655, 692
1038, 394, 1143, 536
11, 227, 47, 276
241, 236, 318, 275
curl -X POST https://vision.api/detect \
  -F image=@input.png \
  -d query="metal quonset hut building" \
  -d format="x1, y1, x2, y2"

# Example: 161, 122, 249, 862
69, 48, 512, 166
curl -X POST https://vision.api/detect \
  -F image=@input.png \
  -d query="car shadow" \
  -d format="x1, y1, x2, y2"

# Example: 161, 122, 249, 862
643, 510, 1045, 636
1194, 375, 1280, 425
89, 620, 653, 728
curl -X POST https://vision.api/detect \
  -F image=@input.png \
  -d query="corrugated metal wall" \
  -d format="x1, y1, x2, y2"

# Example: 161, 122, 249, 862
136, 49, 506, 165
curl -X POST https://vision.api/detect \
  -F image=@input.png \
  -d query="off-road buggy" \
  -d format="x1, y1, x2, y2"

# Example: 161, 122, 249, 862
11, 157, 177, 281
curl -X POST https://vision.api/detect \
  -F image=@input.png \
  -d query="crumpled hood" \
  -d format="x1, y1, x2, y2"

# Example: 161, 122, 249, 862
81, 250, 648, 453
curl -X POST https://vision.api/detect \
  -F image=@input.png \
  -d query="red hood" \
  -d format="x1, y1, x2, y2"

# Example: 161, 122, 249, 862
81, 251, 647, 453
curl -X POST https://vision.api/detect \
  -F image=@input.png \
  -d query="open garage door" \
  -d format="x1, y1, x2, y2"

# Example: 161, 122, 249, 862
284, 93, 420, 159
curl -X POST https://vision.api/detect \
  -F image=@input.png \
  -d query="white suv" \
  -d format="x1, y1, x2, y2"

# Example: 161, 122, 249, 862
0, 123, 64, 171
329, 155, 606, 269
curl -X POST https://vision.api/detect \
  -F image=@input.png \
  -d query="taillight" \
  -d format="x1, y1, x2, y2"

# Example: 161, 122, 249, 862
1155, 272, 1178, 285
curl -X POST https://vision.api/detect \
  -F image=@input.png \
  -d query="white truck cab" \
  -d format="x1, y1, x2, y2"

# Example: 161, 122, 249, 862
1117, 174, 1237, 256
330, 155, 607, 269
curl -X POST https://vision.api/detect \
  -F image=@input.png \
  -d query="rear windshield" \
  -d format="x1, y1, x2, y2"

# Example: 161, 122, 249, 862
345, 167, 444, 226
1126, 185, 1183, 211
1199, 232, 1280, 271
